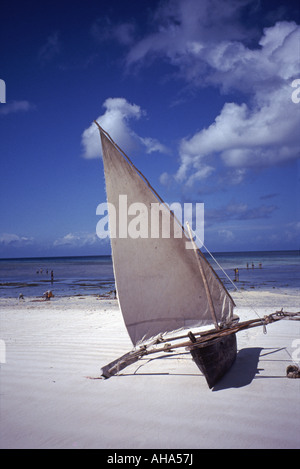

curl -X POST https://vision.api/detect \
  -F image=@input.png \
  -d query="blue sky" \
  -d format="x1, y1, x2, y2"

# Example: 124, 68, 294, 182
0, 0, 299, 258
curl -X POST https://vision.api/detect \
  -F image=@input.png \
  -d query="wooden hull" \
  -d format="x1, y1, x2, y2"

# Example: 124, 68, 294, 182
189, 332, 237, 388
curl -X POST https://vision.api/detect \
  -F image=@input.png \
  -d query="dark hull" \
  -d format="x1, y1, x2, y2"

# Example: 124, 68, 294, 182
189, 332, 237, 388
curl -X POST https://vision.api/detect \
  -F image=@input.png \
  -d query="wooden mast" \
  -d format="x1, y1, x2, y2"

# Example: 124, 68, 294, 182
186, 222, 220, 330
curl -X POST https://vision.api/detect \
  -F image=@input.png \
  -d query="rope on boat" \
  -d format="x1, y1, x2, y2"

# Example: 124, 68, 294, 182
286, 365, 300, 378
191, 229, 266, 329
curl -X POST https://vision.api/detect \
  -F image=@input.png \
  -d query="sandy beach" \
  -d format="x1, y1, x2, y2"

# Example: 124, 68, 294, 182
0, 288, 299, 449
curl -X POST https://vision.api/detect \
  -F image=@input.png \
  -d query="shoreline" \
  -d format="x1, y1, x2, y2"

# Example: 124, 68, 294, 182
0, 288, 299, 449
1, 282, 299, 310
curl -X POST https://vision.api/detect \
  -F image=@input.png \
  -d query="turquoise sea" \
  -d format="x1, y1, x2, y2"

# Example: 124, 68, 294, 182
0, 250, 299, 299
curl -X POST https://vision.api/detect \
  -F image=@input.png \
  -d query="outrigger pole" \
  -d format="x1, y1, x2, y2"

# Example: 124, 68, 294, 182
100, 311, 300, 379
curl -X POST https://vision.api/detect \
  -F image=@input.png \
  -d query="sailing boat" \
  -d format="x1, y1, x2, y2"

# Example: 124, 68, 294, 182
95, 123, 300, 388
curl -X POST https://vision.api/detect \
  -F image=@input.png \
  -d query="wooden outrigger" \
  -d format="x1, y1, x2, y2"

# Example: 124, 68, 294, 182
101, 311, 300, 387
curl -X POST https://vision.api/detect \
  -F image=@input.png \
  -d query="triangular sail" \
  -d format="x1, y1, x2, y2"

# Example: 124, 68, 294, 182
97, 125, 235, 346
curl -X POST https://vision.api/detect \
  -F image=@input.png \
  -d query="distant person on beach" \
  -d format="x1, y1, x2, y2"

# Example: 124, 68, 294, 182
234, 268, 239, 281
51, 270, 54, 283
43, 290, 54, 301
19, 293, 24, 301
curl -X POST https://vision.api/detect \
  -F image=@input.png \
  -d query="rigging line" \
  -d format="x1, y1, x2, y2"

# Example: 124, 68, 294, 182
190, 227, 265, 326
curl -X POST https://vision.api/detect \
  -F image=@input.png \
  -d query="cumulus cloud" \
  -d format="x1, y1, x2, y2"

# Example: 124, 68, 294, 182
126, 1, 298, 91
174, 20, 300, 183
53, 232, 100, 247
0, 233, 34, 246
81, 98, 142, 158
176, 19, 300, 184
177, 81, 300, 183
123, 0, 300, 188
81, 97, 169, 158
126, 0, 255, 70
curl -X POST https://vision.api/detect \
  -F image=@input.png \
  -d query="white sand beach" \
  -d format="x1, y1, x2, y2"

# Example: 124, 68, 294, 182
0, 289, 299, 449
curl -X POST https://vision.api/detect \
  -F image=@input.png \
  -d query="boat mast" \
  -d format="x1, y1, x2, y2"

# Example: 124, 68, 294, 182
186, 222, 220, 330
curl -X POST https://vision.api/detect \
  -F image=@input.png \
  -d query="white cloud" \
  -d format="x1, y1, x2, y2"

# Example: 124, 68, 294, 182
177, 80, 300, 181
0, 233, 34, 246
177, 79, 299, 184
81, 97, 142, 159
181, 165, 215, 187
160, 172, 170, 185
125, 1, 299, 91
0, 100, 35, 116
124, 0, 299, 187
218, 229, 235, 242
138, 136, 170, 155
202, 21, 299, 93
81, 97, 169, 158
126, 0, 254, 70
53, 232, 101, 247
89, 2, 299, 189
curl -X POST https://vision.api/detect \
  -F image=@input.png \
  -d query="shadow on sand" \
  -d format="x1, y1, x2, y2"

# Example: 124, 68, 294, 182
213, 347, 264, 391
103, 347, 288, 389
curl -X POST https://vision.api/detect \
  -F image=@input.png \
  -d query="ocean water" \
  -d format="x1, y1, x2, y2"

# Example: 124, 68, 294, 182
0, 255, 115, 299
209, 250, 300, 292
0, 251, 299, 300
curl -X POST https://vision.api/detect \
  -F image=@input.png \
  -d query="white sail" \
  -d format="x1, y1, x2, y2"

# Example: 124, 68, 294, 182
97, 126, 235, 346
